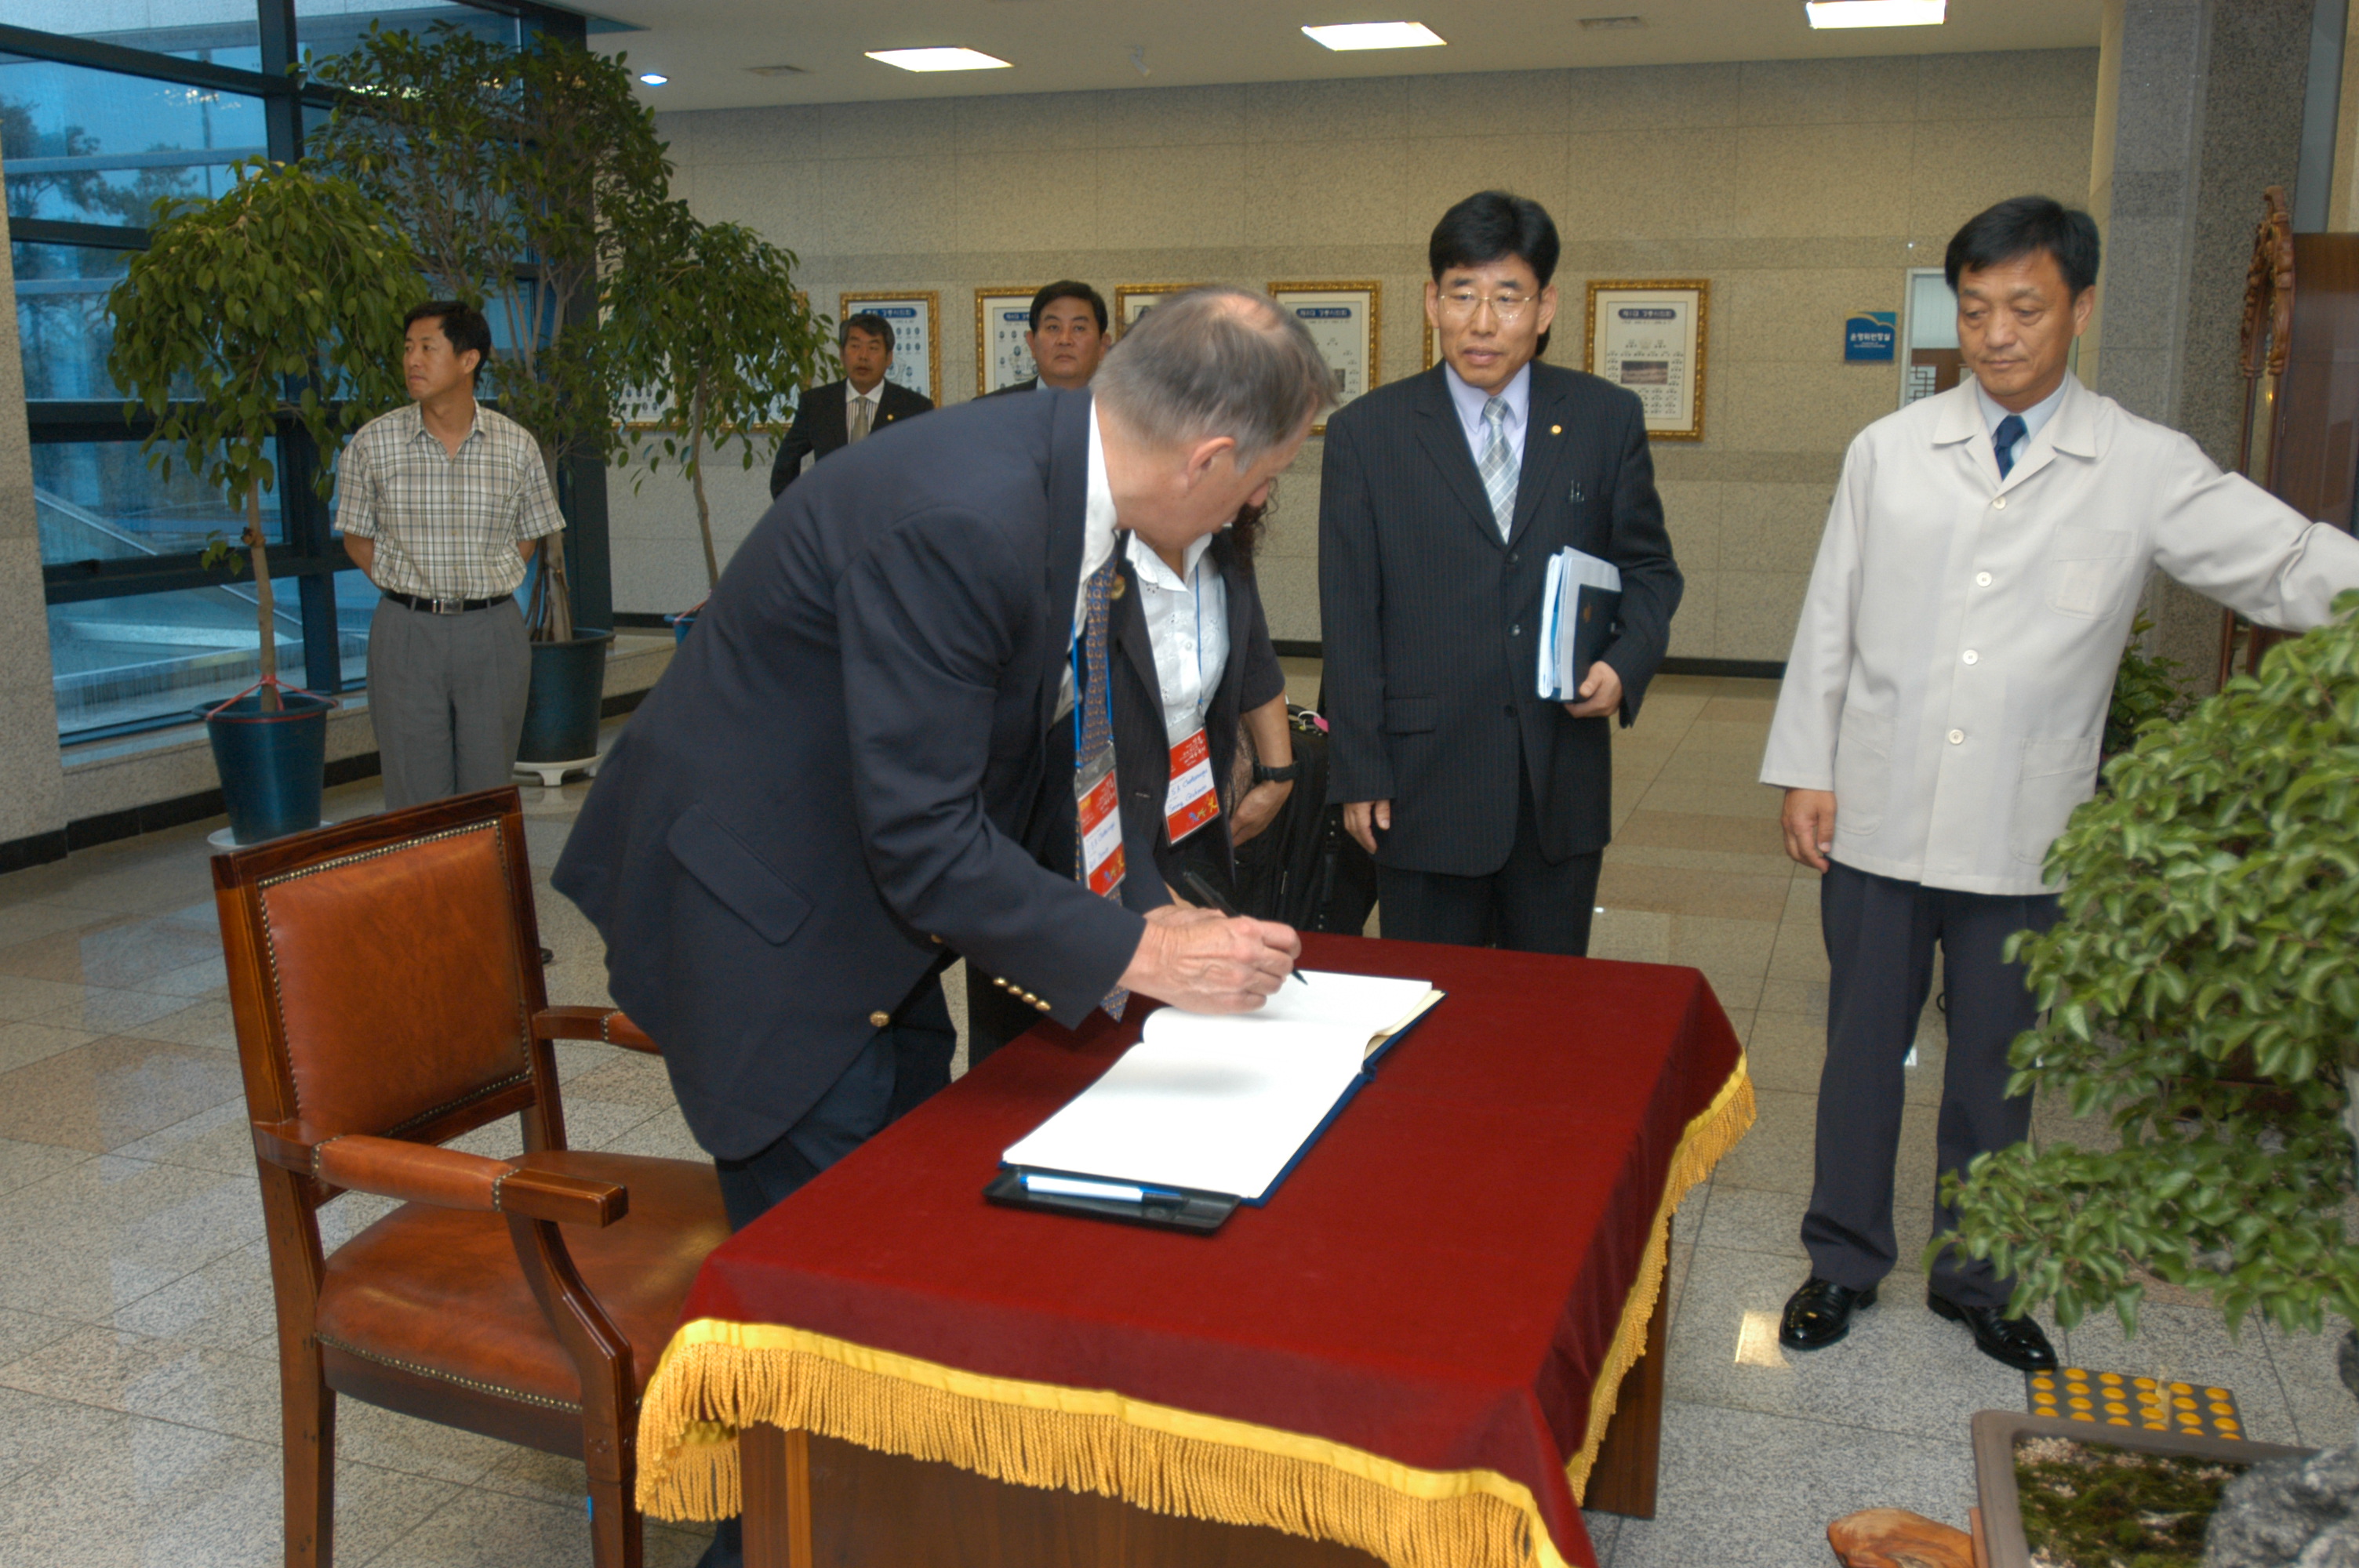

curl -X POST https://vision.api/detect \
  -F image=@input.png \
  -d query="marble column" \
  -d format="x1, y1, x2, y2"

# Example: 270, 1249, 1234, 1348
0, 159, 69, 861
2085, 0, 2323, 690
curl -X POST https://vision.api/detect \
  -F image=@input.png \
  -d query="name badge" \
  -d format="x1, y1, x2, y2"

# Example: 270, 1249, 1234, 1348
1076, 749, 1126, 899
1164, 727, 1221, 844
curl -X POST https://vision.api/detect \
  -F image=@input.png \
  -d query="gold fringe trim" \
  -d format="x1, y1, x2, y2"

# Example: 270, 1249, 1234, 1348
1563, 1053, 1757, 1501
635, 1053, 1756, 1568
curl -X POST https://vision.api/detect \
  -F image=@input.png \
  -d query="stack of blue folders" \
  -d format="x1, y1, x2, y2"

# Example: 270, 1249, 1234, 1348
1536, 547, 1624, 701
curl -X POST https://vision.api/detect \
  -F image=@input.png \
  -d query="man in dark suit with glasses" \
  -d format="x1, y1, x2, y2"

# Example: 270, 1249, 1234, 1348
1318, 190, 1683, 955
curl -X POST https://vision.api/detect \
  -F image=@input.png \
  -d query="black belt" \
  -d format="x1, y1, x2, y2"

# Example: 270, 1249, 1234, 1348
384, 590, 511, 615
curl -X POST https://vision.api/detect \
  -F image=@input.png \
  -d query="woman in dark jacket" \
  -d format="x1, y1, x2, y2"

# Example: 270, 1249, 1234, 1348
1107, 504, 1299, 904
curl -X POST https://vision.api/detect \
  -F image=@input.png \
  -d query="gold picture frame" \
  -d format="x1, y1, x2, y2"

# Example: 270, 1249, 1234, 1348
839, 289, 942, 405
975, 285, 1041, 397
1268, 281, 1380, 434
1583, 279, 1709, 441
1114, 283, 1207, 338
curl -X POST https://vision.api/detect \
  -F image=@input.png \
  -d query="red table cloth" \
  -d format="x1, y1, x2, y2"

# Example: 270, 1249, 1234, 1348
636, 933, 1752, 1568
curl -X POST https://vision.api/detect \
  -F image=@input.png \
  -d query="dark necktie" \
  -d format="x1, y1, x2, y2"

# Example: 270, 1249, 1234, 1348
1075, 560, 1127, 1019
1993, 414, 2026, 480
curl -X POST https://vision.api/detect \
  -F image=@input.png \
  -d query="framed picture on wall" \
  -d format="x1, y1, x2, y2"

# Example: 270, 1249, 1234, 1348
1114, 283, 1205, 337
1269, 281, 1379, 432
839, 290, 941, 405
1584, 280, 1708, 441
976, 286, 1041, 396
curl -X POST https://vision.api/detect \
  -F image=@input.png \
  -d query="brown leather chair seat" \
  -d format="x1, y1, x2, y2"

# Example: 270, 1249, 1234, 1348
316, 1151, 729, 1411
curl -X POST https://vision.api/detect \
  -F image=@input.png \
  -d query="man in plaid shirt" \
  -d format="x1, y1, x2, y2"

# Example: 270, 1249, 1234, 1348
336, 301, 565, 809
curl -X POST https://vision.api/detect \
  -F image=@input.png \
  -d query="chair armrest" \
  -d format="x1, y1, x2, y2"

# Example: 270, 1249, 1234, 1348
533, 1006, 660, 1055
253, 1123, 628, 1229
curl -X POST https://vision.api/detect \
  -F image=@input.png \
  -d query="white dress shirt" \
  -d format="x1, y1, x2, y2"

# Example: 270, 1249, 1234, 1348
1124, 531, 1229, 742
846, 383, 881, 442
1444, 360, 1531, 464
1761, 373, 2359, 895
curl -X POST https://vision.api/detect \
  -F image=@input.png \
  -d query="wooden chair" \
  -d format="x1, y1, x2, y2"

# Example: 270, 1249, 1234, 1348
213, 787, 731, 1568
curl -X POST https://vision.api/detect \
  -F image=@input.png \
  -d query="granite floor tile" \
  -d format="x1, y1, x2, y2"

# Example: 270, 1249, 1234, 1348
1608, 1401, 1976, 1568
358, 1478, 712, 1567
0, 1306, 79, 1369
0, 1154, 261, 1319
0, 971, 100, 1023
0, 916, 223, 989
1765, 920, 1833, 981
137, 955, 230, 999
1603, 844, 1800, 879
1755, 978, 1828, 1022
1615, 810, 1787, 858
1630, 779, 1787, 820
0, 1382, 129, 1487
598, 1105, 707, 1163
0, 900, 112, 947
2059, 1301, 2302, 1446
0, 1409, 457, 1568
31, 984, 200, 1036
563, 1050, 683, 1109
1579, 1508, 1623, 1566
1706, 1087, 1817, 1194
109, 1238, 279, 1352
1596, 865, 1792, 922
0, 1016, 100, 1073
1666, 1243, 2035, 1442
115, 1097, 260, 1174
0, 1324, 277, 1443
0, 1033, 247, 1152
0, 1133, 93, 1198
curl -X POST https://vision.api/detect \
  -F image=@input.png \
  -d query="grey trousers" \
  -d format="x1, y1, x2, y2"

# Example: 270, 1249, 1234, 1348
1802, 860, 2059, 1308
367, 597, 531, 811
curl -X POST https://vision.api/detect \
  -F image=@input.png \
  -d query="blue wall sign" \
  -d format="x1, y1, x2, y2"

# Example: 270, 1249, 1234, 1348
1845, 311, 1897, 362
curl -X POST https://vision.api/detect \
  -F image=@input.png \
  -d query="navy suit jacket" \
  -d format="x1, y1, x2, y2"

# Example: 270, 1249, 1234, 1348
1318, 362, 1682, 875
555, 390, 1148, 1159
769, 377, 934, 498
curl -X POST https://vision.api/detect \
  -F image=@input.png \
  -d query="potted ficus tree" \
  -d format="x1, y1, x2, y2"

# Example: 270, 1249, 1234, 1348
606, 199, 834, 626
1943, 593, 2359, 1562
306, 22, 673, 769
106, 158, 418, 844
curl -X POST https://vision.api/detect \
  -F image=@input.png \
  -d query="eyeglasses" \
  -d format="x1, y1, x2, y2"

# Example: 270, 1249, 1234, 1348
1436, 292, 1539, 324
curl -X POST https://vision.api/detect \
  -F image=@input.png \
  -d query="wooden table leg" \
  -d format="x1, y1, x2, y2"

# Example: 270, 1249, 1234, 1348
1582, 1218, 1671, 1519
741, 1424, 812, 1568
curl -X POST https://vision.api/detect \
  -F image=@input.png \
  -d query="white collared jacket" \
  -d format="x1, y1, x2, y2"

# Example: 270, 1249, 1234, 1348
1761, 374, 2359, 895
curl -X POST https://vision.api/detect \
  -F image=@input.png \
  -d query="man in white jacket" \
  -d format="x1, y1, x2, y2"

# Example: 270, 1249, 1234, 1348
1759, 195, 2359, 1370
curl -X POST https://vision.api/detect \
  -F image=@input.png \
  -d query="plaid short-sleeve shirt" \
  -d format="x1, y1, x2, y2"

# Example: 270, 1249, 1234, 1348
334, 403, 565, 600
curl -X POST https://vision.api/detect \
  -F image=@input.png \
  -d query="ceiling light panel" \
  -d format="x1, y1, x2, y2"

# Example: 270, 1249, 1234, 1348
865, 46, 1014, 71
1300, 22, 1447, 51
1804, 0, 1946, 27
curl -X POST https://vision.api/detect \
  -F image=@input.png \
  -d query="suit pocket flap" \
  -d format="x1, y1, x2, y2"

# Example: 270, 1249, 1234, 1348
1384, 696, 1441, 734
665, 805, 813, 946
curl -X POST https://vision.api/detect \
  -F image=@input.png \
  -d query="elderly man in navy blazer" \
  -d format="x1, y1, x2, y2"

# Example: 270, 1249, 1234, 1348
557, 289, 1329, 1248
1320, 191, 1683, 956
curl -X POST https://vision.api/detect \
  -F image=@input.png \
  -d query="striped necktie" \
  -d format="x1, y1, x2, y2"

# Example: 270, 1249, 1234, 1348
1479, 397, 1518, 539
1075, 560, 1127, 1020
849, 394, 874, 443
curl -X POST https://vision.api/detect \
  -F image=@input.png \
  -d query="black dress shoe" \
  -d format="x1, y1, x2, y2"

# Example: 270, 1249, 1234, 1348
538, 946, 555, 967
1928, 1290, 2058, 1371
1779, 1276, 1877, 1352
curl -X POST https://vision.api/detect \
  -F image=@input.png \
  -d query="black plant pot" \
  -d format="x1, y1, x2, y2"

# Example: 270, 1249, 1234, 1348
203, 691, 333, 845
518, 629, 613, 764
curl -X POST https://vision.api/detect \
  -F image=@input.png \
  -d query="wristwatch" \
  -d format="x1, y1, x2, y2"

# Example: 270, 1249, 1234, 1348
1252, 760, 1304, 784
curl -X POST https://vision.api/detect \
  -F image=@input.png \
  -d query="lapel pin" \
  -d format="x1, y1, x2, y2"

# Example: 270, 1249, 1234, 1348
1111, 575, 1126, 599
1569, 482, 1584, 503
1550, 424, 1562, 435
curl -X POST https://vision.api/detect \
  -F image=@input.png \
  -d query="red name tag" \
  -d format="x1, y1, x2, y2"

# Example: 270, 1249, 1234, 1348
1164, 728, 1220, 844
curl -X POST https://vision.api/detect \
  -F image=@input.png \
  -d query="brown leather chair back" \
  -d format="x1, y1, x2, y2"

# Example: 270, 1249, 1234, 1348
217, 788, 560, 1163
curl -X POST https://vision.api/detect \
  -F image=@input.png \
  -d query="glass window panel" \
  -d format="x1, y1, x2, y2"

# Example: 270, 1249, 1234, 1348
12, 241, 144, 401
50, 579, 313, 738
334, 566, 377, 689
0, 4, 264, 71
294, 2, 523, 61
0, 54, 267, 227
34, 439, 285, 567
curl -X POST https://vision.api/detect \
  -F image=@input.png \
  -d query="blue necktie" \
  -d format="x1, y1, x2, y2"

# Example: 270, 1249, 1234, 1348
1075, 561, 1127, 1021
1993, 414, 2026, 480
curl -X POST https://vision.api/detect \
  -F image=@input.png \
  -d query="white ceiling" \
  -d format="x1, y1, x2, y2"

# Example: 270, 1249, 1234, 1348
588, 0, 2103, 113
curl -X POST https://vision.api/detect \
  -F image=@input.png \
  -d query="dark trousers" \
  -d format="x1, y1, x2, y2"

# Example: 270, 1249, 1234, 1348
367, 596, 532, 810
1376, 775, 1601, 956
694, 972, 955, 1568
1802, 861, 2059, 1308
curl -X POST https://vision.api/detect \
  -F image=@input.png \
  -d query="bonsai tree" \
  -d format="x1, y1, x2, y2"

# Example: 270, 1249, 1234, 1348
104, 158, 420, 709
607, 201, 834, 590
1942, 593, 2359, 1352
305, 22, 673, 641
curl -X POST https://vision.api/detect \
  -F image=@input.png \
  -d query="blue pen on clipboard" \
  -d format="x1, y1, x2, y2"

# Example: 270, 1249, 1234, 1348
1022, 1171, 1186, 1205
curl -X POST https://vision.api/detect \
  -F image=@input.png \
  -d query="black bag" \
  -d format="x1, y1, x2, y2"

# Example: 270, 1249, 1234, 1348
1230, 707, 1378, 935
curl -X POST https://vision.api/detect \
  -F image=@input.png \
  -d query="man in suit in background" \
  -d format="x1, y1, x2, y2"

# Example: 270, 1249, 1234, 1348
1319, 190, 1683, 955
768, 310, 933, 497
992, 280, 1110, 395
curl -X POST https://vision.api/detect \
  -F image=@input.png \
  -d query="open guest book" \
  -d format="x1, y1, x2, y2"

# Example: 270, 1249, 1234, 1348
988, 971, 1442, 1232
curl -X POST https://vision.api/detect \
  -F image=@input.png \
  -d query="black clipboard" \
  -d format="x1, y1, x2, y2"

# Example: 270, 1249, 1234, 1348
984, 1168, 1240, 1234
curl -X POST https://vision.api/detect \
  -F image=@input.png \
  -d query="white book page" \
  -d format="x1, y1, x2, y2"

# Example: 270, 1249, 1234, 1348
1001, 971, 1436, 1200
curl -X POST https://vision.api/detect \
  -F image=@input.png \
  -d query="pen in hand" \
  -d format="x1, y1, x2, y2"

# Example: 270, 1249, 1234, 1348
1180, 870, 1310, 986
